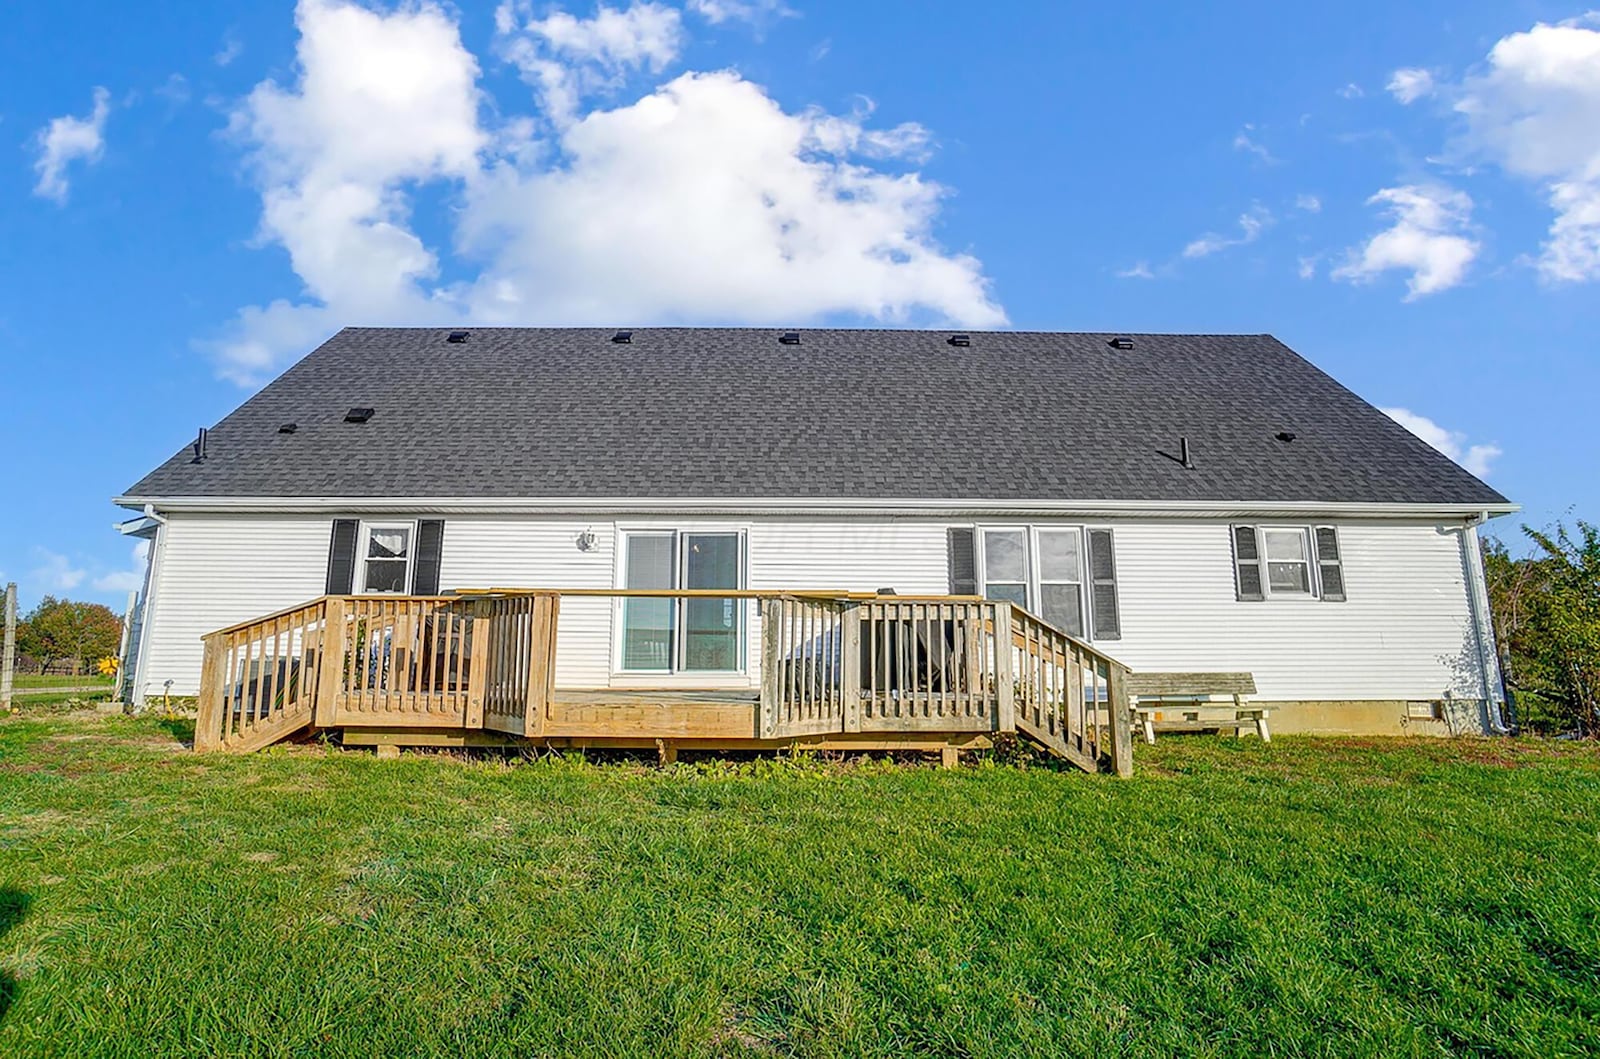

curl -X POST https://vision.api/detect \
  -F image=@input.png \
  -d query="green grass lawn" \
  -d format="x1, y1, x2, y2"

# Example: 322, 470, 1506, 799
1, 715, 1597, 1057
11, 674, 114, 690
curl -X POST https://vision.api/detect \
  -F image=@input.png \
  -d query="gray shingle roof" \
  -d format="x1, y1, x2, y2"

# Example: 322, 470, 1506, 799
122, 327, 1508, 507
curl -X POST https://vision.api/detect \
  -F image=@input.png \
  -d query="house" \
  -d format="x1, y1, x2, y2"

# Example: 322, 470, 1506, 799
114, 327, 1514, 763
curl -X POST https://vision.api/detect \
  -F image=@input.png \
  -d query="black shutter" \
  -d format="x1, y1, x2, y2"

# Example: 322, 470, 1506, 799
412, 520, 445, 595
1231, 525, 1265, 601
326, 519, 359, 595
1086, 528, 1121, 640
1315, 526, 1346, 602
947, 528, 978, 595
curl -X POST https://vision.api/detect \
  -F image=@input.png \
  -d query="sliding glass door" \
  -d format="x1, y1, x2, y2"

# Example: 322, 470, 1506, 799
620, 530, 744, 673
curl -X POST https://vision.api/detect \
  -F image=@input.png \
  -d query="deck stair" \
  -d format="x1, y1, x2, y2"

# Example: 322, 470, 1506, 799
195, 591, 1135, 775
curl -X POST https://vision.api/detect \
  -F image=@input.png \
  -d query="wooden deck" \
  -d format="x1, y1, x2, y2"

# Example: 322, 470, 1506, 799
193, 590, 1135, 774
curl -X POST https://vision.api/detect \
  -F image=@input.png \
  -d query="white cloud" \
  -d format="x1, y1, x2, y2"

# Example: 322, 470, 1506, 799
1232, 126, 1276, 163
215, 31, 243, 67
212, 0, 487, 382
1338, 82, 1365, 100
1182, 205, 1272, 258
1115, 261, 1155, 280
1451, 15, 1600, 282
1331, 185, 1478, 299
458, 70, 1002, 329
92, 542, 150, 594
155, 73, 191, 107
1387, 67, 1436, 104
1382, 407, 1501, 477
1297, 255, 1318, 279
687, 0, 795, 26
213, 0, 1004, 383
496, 0, 685, 122
1295, 193, 1322, 213
31, 87, 111, 203
30, 549, 85, 593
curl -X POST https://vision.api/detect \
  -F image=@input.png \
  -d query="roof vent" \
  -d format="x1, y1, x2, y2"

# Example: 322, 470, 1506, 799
947, 334, 971, 347
191, 427, 208, 463
278, 423, 298, 434
612, 330, 633, 344
1108, 337, 1135, 350
344, 407, 375, 424
1275, 431, 1297, 443
446, 330, 469, 344
779, 331, 801, 346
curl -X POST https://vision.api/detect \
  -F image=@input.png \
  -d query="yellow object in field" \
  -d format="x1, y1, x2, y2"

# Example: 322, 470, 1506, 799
97, 656, 120, 677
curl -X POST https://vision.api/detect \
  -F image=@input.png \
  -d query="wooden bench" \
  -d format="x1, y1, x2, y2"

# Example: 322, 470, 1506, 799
1126, 672, 1271, 744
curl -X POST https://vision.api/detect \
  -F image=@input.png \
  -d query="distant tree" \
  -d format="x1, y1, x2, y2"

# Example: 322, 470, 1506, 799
1485, 522, 1600, 736
16, 597, 123, 674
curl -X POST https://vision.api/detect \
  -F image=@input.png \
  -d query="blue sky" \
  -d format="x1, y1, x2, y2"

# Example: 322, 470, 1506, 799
3, 0, 1598, 609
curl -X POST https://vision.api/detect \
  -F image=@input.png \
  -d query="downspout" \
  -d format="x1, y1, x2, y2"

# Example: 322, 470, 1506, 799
1462, 511, 1510, 734
127, 505, 168, 710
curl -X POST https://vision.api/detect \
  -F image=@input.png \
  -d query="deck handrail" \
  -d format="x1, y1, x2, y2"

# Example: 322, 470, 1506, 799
196, 589, 1133, 773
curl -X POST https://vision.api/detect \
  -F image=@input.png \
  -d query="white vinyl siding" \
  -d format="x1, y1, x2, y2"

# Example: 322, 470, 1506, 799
136, 514, 331, 699
1105, 519, 1485, 701
132, 510, 1489, 713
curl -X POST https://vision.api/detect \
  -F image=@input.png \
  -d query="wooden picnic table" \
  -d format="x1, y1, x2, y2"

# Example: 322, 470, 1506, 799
1126, 671, 1272, 744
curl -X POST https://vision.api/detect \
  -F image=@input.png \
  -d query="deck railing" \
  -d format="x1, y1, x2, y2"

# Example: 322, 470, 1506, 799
196, 589, 1133, 773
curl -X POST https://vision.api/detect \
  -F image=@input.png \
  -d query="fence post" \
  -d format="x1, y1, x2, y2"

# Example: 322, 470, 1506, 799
841, 603, 861, 733
1106, 662, 1134, 778
1, 582, 15, 713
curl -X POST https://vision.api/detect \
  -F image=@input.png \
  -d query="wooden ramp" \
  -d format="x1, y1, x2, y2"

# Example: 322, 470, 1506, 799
193, 591, 1135, 775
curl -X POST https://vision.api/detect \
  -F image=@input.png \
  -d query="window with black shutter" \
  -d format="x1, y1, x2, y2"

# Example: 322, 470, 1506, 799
963, 525, 1119, 641
1232, 524, 1347, 601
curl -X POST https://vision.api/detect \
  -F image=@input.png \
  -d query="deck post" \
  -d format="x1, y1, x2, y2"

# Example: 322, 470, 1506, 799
758, 598, 782, 737
841, 603, 862, 733
1106, 662, 1134, 778
194, 633, 224, 751
994, 602, 1015, 733
313, 597, 344, 729
522, 594, 555, 737
466, 601, 491, 730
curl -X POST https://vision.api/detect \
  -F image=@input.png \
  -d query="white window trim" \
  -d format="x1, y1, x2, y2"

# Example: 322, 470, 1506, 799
1255, 525, 1321, 600
977, 525, 1092, 640
358, 520, 417, 595
613, 525, 750, 679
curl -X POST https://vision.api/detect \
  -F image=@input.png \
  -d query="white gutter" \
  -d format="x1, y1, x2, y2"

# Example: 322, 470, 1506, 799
115, 494, 1521, 520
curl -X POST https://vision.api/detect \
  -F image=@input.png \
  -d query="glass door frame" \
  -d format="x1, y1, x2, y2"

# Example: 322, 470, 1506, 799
614, 525, 749, 677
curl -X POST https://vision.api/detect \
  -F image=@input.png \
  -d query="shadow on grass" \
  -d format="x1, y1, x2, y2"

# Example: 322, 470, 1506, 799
157, 716, 196, 747
0, 889, 29, 1027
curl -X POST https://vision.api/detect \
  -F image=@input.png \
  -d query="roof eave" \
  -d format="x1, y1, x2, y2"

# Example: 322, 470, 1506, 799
113, 494, 1519, 521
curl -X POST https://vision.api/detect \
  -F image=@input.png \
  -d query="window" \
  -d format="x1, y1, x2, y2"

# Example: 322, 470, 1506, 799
977, 526, 1105, 639
981, 530, 1029, 609
620, 530, 744, 672
361, 523, 413, 593
1036, 529, 1085, 637
1263, 528, 1312, 595
1231, 524, 1346, 602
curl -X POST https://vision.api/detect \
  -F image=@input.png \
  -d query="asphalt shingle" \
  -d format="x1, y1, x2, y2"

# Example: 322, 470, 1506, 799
121, 327, 1509, 506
